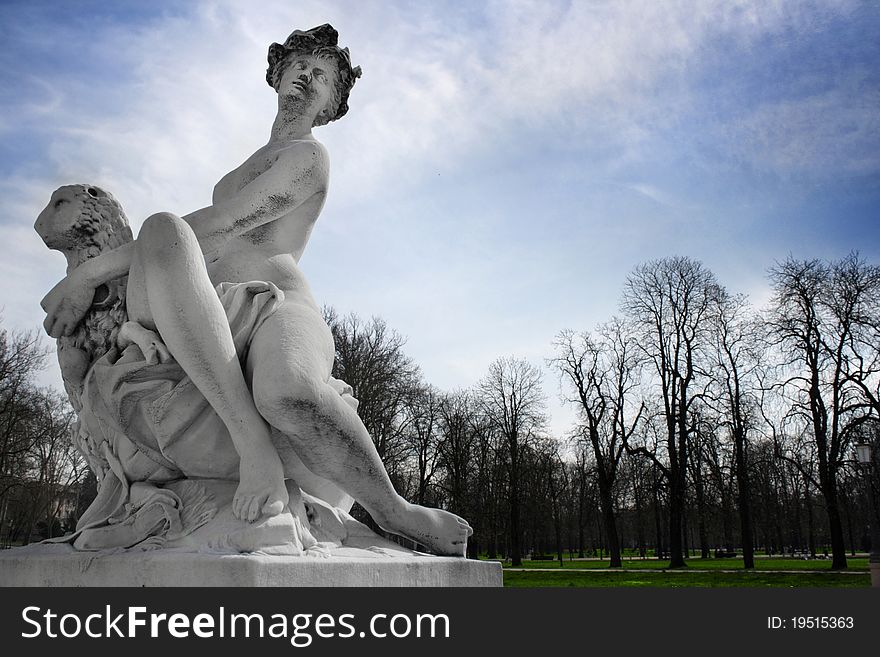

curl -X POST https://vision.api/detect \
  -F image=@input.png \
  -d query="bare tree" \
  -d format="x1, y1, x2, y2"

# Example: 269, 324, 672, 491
324, 308, 422, 483
0, 323, 86, 545
26, 392, 79, 541
767, 254, 879, 569
531, 437, 567, 564
571, 440, 591, 557
402, 385, 444, 507
478, 356, 546, 566
435, 390, 477, 529
550, 318, 643, 567
0, 328, 50, 507
711, 292, 762, 568
471, 409, 505, 559
621, 256, 721, 567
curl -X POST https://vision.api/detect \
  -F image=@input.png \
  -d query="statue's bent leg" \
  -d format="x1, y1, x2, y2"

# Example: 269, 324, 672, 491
270, 429, 354, 512
248, 302, 472, 556
130, 212, 288, 522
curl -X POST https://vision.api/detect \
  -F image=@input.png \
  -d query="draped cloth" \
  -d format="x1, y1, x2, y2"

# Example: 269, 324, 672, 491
72, 281, 284, 538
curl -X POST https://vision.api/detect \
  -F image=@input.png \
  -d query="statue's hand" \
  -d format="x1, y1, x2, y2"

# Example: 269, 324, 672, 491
143, 337, 172, 365
41, 271, 95, 338
118, 321, 172, 364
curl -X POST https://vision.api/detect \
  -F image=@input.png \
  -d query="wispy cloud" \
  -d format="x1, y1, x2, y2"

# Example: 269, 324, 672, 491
721, 84, 880, 177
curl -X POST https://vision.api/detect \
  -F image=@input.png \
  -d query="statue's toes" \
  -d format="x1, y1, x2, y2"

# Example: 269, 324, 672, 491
262, 499, 285, 517
246, 496, 265, 523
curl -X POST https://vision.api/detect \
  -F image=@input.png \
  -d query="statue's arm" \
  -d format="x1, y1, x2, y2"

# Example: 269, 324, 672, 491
41, 241, 135, 338
182, 141, 329, 255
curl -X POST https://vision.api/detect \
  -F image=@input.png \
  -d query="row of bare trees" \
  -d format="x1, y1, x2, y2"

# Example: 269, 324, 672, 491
325, 253, 880, 569
0, 325, 86, 546
551, 254, 880, 569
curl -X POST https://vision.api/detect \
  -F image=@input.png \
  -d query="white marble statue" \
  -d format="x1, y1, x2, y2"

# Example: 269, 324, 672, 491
35, 25, 472, 557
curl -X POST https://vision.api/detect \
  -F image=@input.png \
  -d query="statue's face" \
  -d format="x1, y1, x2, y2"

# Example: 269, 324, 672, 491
277, 54, 338, 122
34, 185, 89, 251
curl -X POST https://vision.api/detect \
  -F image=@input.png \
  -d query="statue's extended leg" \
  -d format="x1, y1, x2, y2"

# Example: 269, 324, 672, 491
127, 212, 288, 522
247, 302, 472, 556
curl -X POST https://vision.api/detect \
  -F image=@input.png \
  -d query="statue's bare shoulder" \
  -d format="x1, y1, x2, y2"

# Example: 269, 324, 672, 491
213, 139, 329, 205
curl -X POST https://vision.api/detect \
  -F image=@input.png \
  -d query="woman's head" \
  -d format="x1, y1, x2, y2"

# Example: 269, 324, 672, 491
267, 24, 361, 127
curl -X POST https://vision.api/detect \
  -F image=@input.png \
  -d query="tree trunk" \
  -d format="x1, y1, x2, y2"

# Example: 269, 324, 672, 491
668, 410, 688, 567
577, 474, 586, 558
668, 476, 686, 568
653, 478, 664, 560
695, 478, 710, 559
843, 496, 856, 557
554, 513, 564, 567
635, 488, 646, 558
735, 435, 755, 568
825, 492, 848, 569
488, 513, 497, 560
806, 488, 816, 558
597, 464, 622, 567
510, 473, 522, 566
818, 463, 848, 569
600, 490, 622, 567
721, 491, 734, 553
548, 464, 564, 566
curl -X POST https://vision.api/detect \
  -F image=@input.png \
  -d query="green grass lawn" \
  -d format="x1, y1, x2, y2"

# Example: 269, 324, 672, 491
502, 570, 870, 587
490, 555, 872, 587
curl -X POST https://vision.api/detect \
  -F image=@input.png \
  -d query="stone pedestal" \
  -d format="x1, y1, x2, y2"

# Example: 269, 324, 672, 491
0, 544, 502, 587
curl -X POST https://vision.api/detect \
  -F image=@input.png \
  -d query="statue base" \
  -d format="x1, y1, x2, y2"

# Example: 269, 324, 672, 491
0, 543, 501, 587
0, 479, 499, 586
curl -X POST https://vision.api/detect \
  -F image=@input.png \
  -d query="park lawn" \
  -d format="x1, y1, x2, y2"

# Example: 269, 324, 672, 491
502, 557, 870, 571
502, 570, 871, 588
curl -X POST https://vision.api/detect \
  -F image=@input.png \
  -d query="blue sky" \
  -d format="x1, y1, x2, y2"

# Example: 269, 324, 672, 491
1, 0, 878, 435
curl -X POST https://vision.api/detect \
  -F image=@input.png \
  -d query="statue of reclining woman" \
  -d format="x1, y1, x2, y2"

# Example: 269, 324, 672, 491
37, 24, 471, 556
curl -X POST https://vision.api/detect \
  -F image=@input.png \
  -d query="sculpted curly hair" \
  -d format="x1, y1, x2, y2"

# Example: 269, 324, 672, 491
70, 185, 134, 264
266, 24, 362, 127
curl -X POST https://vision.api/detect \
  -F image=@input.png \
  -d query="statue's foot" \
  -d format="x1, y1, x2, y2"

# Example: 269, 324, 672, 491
232, 479, 288, 523
233, 450, 289, 522
378, 503, 473, 557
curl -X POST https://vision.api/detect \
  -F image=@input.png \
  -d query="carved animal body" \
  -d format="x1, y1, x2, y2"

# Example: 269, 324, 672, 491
35, 184, 132, 479
35, 185, 132, 408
